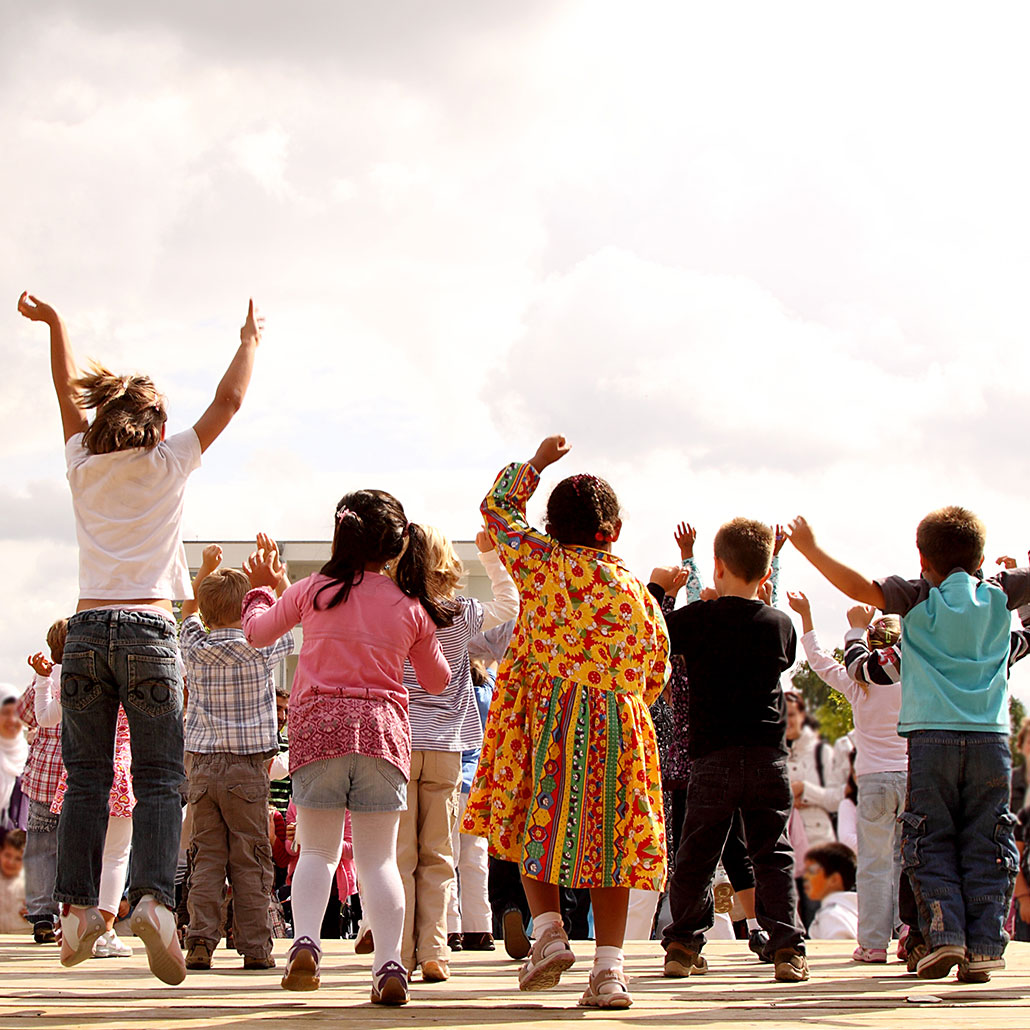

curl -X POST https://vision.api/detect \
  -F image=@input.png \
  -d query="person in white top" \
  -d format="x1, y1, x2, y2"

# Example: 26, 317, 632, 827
804, 842, 859, 940
18, 291, 263, 984
787, 591, 906, 963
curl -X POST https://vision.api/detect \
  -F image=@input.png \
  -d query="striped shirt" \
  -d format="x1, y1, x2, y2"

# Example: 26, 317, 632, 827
407, 550, 518, 751
180, 616, 294, 756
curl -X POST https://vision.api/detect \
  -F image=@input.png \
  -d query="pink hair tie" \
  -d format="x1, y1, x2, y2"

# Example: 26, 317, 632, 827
336, 507, 355, 524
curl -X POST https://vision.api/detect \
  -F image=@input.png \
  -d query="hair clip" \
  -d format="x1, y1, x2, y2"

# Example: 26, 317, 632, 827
336, 506, 355, 524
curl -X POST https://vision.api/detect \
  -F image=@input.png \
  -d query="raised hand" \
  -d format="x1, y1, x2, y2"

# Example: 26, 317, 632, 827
200, 544, 223, 571
17, 291, 57, 324
786, 590, 811, 618
243, 544, 281, 589
530, 434, 570, 472
997, 555, 1018, 570
773, 524, 788, 557
786, 516, 816, 556
27, 651, 54, 677
650, 565, 682, 593
674, 522, 697, 561
847, 604, 876, 629
240, 299, 264, 346
476, 528, 495, 553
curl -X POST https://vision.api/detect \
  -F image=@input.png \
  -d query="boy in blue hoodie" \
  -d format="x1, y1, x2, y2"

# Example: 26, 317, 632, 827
788, 507, 1030, 984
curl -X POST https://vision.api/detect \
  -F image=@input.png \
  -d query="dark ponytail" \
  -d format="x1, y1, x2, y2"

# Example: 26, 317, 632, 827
394, 523, 457, 628
314, 489, 408, 610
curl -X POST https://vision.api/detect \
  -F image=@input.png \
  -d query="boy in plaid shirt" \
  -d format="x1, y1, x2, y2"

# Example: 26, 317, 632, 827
180, 540, 294, 970
22, 619, 68, 943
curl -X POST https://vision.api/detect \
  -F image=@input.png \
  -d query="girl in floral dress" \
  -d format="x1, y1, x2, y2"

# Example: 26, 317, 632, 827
462, 435, 669, 1009
34, 669, 135, 958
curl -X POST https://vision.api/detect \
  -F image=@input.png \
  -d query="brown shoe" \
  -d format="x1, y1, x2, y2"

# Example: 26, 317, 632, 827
185, 940, 213, 970
422, 959, 450, 982
462, 931, 496, 951
447, 932, 464, 951
773, 947, 809, 982
354, 926, 374, 955
502, 907, 531, 960
518, 922, 575, 991
243, 954, 275, 969
663, 941, 708, 978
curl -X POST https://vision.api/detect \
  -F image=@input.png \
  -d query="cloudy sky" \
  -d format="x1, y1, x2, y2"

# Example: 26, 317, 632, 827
4, 1, 1030, 703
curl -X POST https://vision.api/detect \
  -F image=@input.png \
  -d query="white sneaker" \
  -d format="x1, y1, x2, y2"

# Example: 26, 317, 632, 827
130, 895, 187, 985
93, 929, 133, 958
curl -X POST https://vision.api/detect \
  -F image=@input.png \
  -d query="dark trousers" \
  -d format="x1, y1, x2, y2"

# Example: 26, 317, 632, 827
663, 746, 802, 954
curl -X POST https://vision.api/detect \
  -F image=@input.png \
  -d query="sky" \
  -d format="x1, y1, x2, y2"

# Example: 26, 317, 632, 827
3, 1, 1030, 703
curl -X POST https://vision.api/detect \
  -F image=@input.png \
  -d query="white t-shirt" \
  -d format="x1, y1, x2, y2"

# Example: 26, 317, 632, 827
65, 428, 202, 600
808, 890, 859, 940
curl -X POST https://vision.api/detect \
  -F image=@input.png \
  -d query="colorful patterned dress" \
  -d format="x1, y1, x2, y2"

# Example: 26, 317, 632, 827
462, 461, 670, 890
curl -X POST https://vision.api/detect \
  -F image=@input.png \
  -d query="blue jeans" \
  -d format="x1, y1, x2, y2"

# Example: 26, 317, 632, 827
55, 609, 185, 910
663, 746, 803, 954
855, 770, 906, 949
25, 799, 60, 923
901, 731, 1018, 958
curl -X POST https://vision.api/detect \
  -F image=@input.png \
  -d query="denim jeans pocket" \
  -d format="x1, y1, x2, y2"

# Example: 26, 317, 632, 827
899, 810, 925, 870
126, 652, 180, 716
994, 810, 1019, 877
60, 649, 102, 711
858, 784, 889, 822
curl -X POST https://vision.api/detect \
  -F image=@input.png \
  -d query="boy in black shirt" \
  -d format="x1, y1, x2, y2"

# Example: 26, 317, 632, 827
650, 518, 807, 983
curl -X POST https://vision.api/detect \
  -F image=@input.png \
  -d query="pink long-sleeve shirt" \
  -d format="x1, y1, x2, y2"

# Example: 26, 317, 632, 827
243, 573, 450, 778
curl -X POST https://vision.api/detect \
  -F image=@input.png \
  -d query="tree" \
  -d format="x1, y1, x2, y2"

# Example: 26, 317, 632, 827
1012, 695, 1027, 767
790, 653, 854, 744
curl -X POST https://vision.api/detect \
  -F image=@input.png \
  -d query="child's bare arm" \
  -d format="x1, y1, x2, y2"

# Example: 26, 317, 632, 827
674, 522, 696, 561
182, 544, 222, 619
787, 516, 885, 608
528, 434, 570, 473
786, 590, 814, 635
192, 300, 263, 453
18, 292, 89, 442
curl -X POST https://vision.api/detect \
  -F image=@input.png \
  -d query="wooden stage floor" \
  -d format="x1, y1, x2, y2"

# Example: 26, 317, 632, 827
2, 936, 1028, 1029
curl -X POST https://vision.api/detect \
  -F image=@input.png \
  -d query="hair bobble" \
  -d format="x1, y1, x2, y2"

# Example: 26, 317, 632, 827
336, 506, 356, 524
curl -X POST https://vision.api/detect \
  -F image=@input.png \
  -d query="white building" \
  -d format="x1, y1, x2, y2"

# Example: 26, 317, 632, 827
184, 539, 494, 691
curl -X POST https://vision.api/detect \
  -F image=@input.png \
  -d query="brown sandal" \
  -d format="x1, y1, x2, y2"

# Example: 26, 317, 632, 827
578, 967, 633, 1008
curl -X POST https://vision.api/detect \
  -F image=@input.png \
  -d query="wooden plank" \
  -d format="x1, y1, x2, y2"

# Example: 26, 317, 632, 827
2, 937, 1027, 1030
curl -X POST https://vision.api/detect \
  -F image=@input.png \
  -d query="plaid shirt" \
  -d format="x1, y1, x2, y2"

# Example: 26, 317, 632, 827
180, 616, 294, 756
16, 678, 64, 805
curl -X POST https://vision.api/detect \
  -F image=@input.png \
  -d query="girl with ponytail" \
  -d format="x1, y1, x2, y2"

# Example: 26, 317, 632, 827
18, 291, 263, 985
241, 493, 452, 1005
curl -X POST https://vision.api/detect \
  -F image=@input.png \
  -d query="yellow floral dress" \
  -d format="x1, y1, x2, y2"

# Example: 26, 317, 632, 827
462, 461, 670, 890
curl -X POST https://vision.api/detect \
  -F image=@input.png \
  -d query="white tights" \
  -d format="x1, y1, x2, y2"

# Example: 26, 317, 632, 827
99, 815, 133, 916
292, 807, 404, 969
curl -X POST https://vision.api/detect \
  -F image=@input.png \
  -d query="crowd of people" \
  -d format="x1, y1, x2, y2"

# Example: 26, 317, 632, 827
3, 290, 1030, 1010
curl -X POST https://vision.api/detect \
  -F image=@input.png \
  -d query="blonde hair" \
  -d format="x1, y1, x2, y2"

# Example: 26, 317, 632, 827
46, 619, 68, 664
75, 362, 167, 454
868, 615, 901, 649
396, 525, 463, 601
197, 569, 249, 627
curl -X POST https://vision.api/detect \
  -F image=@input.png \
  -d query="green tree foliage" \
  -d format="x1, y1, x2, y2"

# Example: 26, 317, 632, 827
790, 653, 854, 744
1012, 695, 1027, 767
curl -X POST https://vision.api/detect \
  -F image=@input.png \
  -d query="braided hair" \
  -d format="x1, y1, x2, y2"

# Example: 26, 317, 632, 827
545, 473, 620, 547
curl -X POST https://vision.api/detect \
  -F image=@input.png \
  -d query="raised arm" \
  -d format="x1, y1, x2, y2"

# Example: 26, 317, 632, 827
786, 516, 885, 608
475, 529, 519, 629
18, 293, 89, 442
181, 544, 223, 619
192, 299, 263, 453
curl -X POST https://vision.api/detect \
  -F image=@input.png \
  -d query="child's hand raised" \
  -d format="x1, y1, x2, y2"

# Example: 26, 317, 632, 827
240, 299, 264, 346
17, 291, 57, 325
773, 525, 788, 557
674, 522, 696, 561
200, 544, 223, 571
997, 555, 1018, 570
847, 604, 876, 628
27, 651, 53, 677
244, 545, 281, 590
786, 590, 811, 618
786, 516, 817, 556
529, 435, 570, 472
649, 565, 682, 593
476, 528, 494, 553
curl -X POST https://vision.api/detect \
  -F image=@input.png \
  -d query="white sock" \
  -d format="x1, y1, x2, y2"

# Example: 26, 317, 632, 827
291, 806, 346, 948
747, 918, 761, 932
533, 910, 562, 932
593, 945, 624, 972
350, 810, 405, 971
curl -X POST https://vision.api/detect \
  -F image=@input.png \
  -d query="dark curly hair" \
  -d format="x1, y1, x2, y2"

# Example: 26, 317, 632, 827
545, 473, 620, 547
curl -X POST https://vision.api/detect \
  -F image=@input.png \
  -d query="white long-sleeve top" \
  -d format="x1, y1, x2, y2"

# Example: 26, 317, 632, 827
801, 630, 907, 777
